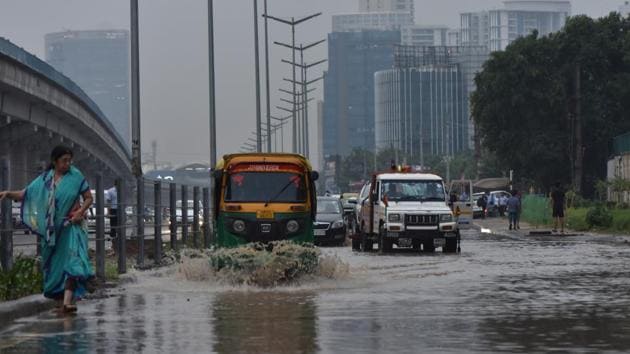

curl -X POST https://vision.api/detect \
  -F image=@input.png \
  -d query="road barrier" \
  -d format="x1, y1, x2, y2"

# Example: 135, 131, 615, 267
0, 164, 212, 277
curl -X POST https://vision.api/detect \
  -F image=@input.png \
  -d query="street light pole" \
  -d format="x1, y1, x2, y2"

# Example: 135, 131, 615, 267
253, 0, 262, 152
263, 0, 271, 153
264, 12, 322, 154
276, 39, 325, 159
208, 0, 217, 169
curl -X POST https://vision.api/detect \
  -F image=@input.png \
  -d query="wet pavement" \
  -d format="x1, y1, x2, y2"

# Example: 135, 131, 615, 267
1, 224, 630, 353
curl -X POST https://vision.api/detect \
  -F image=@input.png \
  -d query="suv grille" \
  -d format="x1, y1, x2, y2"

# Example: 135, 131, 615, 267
406, 214, 438, 226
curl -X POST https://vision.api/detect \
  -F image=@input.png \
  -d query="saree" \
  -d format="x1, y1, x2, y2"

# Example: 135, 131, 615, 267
21, 166, 94, 300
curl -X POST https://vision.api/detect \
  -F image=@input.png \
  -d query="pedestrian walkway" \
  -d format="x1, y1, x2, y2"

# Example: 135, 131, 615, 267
473, 217, 630, 244
473, 217, 541, 237
474, 216, 583, 237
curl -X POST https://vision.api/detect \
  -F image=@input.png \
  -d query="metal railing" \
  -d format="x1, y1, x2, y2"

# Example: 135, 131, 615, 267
0, 161, 213, 276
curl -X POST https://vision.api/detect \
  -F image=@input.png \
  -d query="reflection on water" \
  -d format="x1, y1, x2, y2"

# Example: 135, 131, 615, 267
212, 291, 318, 354
1, 232, 630, 353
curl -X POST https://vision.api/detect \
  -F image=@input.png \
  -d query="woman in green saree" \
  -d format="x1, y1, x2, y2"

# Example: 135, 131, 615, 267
0, 145, 95, 313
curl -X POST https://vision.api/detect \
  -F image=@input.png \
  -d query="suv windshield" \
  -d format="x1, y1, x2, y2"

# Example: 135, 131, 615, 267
225, 172, 307, 203
381, 180, 445, 202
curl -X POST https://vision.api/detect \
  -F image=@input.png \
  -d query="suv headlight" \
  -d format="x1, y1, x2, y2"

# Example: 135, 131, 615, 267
440, 214, 453, 222
388, 213, 401, 222
332, 220, 345, 229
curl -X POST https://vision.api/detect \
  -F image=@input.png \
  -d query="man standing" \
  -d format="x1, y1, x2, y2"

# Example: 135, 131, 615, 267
507, 190, 521, 230
477, 193, 488, 219
498, 194, 508, 217
551, 182, 566, 234
105, 186, 118, 251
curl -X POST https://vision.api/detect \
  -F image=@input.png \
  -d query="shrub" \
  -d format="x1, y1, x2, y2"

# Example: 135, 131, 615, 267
0, 256, 43, 301
586, 205, 613, 228
566, 208, 590, 231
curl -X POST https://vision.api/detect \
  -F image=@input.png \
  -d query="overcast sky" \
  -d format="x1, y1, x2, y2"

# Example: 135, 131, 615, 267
0, 0, 625, 169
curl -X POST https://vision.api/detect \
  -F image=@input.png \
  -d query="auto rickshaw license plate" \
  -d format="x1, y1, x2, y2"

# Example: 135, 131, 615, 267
256, 210, 274, 219
434, 238, 445, 247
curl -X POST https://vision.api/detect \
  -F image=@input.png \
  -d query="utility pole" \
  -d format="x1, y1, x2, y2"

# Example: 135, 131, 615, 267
130, 0, 141, 178
264, 12, 322, 153
574, 64, 583, 194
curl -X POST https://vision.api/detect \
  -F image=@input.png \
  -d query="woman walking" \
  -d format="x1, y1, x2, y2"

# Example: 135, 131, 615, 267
0, 145, 95, 313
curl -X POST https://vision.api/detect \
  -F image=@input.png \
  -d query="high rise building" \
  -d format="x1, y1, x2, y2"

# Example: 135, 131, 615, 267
359, 0, 415, 20
333, 0, 414, 33
460, 11, 490, 47
322, 30, 401, 157
401, 25, 449, 46
375, 45, 489, 156
45, 30, 130, 148
461, 1, 570, 51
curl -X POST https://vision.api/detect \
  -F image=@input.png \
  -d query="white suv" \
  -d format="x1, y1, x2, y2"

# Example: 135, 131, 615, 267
354, 173, 459, 253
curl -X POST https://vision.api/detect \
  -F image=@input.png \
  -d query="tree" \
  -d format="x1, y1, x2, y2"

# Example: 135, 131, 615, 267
472, 14, 630, 197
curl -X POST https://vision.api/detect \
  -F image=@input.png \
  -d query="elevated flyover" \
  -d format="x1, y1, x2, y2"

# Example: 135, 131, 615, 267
0, 37, 131, 188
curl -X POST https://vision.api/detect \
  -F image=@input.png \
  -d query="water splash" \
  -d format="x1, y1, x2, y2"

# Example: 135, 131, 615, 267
177, 242, 349, 287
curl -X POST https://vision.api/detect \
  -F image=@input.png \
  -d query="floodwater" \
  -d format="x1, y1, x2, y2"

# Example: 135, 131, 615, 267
1, 230, 630, 353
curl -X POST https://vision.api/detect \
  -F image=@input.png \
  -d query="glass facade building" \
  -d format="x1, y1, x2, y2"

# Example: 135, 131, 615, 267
375, 67, 467, 158
45, 30, 130, 148
375, 45, 489, 158
322, 30, 401, 157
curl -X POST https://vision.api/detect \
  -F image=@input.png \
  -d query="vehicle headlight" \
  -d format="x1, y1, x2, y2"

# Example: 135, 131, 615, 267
286, 220, 299, 233
233, 219, 246, 233
388, 213, 401, 222
332, 220, 345, 229
440, 214, 453, 222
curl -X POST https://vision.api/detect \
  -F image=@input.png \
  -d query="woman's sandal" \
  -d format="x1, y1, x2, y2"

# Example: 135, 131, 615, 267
62, 304, 78, 313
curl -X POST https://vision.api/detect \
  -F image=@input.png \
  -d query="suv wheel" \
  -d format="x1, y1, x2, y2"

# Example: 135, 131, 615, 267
444, 238, 457, 253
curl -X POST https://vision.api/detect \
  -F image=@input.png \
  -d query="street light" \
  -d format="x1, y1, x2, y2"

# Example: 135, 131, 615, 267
276, 40, 326, 157
264, 12, 322, 153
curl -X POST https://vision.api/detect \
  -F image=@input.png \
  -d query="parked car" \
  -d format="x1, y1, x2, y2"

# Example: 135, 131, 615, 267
314, 197, 346, 246
175, 200, 203, 226
473, 190, 512, 218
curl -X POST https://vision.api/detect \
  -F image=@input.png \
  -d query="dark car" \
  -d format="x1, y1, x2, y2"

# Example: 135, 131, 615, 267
314, 197, 346, 246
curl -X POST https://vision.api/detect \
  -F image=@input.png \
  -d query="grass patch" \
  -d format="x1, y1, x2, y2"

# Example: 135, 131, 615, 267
610, 209, 630, 233
566, 208, 590, 231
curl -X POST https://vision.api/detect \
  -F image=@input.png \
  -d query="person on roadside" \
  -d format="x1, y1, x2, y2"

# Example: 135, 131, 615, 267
507, 190, 521, 230
105, 186, 118, 252
515, 190, 523, 229
488, 193, 497, 217
0, 145, 95, 313
477, 193, 488, 219
550, 182, 566, 234
498, 194, 508, 217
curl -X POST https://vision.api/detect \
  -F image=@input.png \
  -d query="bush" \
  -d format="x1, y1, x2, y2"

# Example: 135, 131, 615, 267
586, 205, 613, 228
0, 256, 43, 301
566, 208, 590, 231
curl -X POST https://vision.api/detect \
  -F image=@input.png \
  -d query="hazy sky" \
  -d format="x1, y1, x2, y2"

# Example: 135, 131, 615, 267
0, 0, 625, 169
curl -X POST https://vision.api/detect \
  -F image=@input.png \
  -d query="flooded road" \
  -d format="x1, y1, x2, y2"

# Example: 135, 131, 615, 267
1, 229, 630, 353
